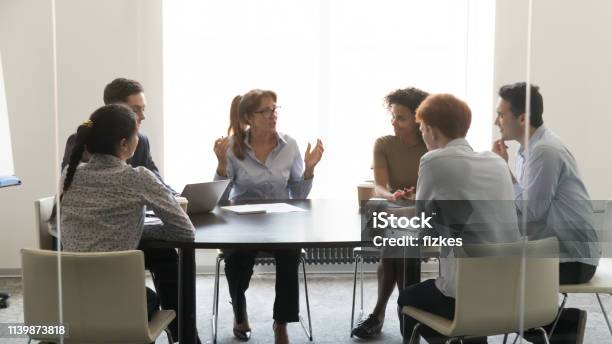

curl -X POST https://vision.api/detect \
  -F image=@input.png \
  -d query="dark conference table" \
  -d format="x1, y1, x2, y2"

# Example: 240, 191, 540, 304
147, 199, 368, 344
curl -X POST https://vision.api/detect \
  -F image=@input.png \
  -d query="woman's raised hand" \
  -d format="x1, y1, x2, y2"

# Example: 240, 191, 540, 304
304, 139, 324, 179
214, 136, 231, 176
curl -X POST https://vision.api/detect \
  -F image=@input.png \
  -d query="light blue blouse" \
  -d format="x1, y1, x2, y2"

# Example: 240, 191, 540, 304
214, 131, 312, 201
514, 126, 600, 265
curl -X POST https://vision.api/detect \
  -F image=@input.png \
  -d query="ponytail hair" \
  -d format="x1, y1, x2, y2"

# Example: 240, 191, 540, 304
227, 89, 277, 160
62, 104, 138, 197
50, 104, 136, 222
228, 95, 246, 159
62, 122, 93, 197
51, 120, 92, 222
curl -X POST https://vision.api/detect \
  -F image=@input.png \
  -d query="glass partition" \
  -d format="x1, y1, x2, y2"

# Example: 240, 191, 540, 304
35, 0, 612, 343
515, 0, 612, 343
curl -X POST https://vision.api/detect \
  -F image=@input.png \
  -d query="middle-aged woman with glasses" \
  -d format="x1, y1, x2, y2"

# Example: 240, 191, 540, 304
213, 89, 324, 344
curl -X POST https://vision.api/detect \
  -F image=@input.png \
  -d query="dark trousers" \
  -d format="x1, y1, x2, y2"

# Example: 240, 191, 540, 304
397, 279, 487, 343
224, 249, 301, 323
139, 246, 180, 341
402, 258, 422, 289
146, 287, 160, 320
524, 262, 597, 344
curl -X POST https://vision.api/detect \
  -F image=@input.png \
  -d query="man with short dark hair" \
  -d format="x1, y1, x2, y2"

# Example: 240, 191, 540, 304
61, 78, 174, 193
493, 82, 600, 344
60, 78, 189, 343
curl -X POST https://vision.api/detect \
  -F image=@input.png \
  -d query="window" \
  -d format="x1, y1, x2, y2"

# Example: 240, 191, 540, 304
163, 0, 495, 198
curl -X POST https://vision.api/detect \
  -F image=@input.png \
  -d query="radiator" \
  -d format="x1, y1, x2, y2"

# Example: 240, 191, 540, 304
303, 247, 379, 265
253, 248, 380, 265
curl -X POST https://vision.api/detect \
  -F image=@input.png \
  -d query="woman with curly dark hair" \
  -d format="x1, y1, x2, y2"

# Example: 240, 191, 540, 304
352, 87, 429, 339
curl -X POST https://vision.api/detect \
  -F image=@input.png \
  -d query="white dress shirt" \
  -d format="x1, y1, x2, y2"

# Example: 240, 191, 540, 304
416, 138, 520, 298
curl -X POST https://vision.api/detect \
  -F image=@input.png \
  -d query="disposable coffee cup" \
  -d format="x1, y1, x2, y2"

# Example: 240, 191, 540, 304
357, 182, 375, 208
175, 196, 189, 213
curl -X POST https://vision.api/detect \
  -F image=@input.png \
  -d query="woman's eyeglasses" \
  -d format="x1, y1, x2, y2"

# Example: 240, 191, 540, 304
253, 106, 281, 118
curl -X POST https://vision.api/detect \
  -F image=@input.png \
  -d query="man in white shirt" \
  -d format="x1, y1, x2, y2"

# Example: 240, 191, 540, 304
397, 94, 520, 343
492, 82, 599, 344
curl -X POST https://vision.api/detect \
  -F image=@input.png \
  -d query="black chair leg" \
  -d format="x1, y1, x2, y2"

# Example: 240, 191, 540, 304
350, 254, 359, 335
211, 255, 222, 344
300, 257, 313, 341
165, 327, 174, 343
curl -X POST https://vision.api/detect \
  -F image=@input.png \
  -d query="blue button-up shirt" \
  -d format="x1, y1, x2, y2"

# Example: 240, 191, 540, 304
514, 126, 600, 265
215, 132, 313, 201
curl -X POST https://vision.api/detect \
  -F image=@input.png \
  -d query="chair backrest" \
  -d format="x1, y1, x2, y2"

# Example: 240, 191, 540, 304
21, 249, 151, 343
451, 237, 559, 336
601, 200, 612, 257
34, 197, 56, 250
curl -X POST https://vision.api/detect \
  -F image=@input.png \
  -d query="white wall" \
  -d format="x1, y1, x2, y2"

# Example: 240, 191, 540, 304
0, 0, 164, 271
493, 0, 612, 200
0, 0, 57, 272
54, 0, 164, 170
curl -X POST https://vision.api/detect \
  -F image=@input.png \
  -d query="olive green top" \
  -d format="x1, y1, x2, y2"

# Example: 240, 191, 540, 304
373, 135, 427, 192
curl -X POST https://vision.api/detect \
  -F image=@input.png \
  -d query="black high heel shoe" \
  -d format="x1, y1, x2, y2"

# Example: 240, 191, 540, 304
0, 292, 9, 309
231, 300, 251, 341
232, 327, 252, 341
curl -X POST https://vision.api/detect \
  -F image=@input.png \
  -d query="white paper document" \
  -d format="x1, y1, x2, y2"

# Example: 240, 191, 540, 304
220, 203, 307, 215
144, 216, 163, 226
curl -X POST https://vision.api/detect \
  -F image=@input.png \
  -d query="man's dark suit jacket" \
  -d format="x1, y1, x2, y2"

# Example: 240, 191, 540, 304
61, 132, 177, 194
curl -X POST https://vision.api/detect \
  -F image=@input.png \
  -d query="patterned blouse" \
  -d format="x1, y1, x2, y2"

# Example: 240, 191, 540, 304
57, 154, 194, 252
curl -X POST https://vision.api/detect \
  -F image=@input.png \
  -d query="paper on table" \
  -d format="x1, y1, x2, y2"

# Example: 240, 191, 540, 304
145, 216, 164, 226
220, 203, 307, 215
263, 203, 308, 213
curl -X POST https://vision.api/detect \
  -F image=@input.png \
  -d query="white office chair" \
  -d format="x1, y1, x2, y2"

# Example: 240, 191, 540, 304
34, 196, 56, 250
550, 203, 612, 339
402, 238, 559, 344
21, 249, 175, 344
549, 259, 612, 339
212, 249, 313, 343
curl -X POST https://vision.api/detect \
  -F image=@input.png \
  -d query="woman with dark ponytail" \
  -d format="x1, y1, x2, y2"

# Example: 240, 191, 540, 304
56, 104, 196, 341
213, 90, 324, 344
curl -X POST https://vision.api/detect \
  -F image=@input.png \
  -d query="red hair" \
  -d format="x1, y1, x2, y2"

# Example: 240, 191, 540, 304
415, 94, 471, 139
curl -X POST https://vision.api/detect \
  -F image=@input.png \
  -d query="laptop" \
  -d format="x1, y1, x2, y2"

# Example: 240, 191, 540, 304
181, 180, 230, 215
